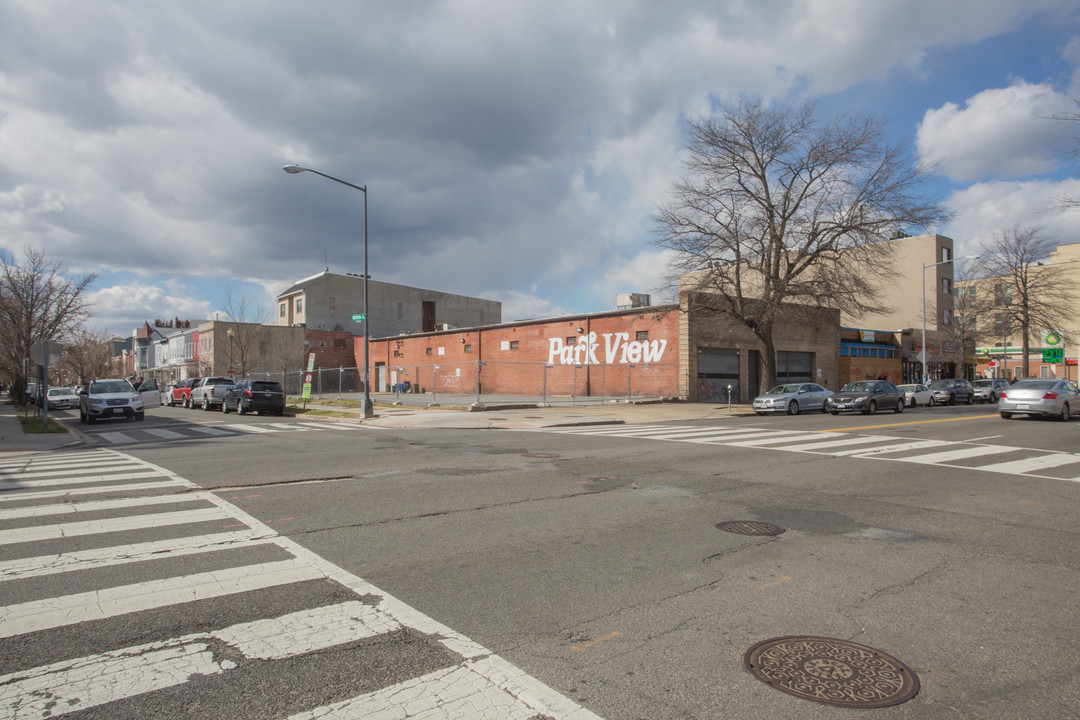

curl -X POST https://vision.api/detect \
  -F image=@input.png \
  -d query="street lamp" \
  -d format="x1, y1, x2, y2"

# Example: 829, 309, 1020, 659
921, 254, 977, 384
283, 163, 374, 418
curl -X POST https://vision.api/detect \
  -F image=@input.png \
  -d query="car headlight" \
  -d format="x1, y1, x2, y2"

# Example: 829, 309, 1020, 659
855, 395, 868, 402
88, 398, 105, 407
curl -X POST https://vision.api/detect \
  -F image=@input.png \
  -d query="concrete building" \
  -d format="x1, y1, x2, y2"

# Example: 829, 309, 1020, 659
275, 270, 501, 338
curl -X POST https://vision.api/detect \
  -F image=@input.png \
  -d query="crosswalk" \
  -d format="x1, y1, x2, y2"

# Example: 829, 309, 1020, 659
0, 449, 601, 719
87, 420, 367, 446
542, 424, 1080, 483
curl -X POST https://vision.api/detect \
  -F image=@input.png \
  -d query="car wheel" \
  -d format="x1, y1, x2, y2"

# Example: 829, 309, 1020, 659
274, 408, 284, 416
927, 396, 935, 407
948, 394, 956, 406
135, 411, 144, 421
895, 399, 904, 413
966, 392, 974, 405
238, 400, 246, 415
222, 399, 230, 414
787, 400, 799, 416
865, 400, 877, 415
820, 403, 828, 413
79, 408, 86, 424
990, 392, 997, 403
202, 397, 210, 411
755, 411, 765, 416
182, 397, 189, 408
830, 411, 839, 416
86, 413, 96, 425
1060, 404, 1071, 422
1000, 412, 1012, 419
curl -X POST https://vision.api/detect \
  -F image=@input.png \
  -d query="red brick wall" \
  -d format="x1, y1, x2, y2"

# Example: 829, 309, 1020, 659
305, 329, 356, 369
363, 308, 680, 397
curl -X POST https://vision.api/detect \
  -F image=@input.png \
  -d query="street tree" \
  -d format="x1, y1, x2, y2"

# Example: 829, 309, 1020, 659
0, 247, 96, 403
1051, 98, 1079, 211
60, 326, 115, 385
221, 284, 269, 378
974, 226, 1076, 379
654, 97, 947, 392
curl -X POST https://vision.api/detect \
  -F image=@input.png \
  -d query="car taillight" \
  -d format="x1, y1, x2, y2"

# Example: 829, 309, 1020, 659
1000, 391, 1006, 398
244, 390, 252, 396
1043, 392, 1058, 399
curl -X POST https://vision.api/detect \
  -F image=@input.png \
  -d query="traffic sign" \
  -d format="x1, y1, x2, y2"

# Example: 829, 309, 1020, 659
352, 313, 366, 322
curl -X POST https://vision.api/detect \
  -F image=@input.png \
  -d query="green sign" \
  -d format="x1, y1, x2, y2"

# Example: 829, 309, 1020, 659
1042, 348, 1064, 363
352, 313, 366, 322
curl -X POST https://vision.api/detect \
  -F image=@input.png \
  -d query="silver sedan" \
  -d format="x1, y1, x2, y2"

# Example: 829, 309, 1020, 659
998, 379, 1080, 421
752, 383, 832, 415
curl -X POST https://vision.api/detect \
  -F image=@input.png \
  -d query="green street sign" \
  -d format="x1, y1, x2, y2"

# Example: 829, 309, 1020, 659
352, 314, 366, 322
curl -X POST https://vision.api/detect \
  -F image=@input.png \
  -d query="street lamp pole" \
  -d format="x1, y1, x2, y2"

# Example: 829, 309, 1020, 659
921, 254, 977, 384
283, 164, 374, 418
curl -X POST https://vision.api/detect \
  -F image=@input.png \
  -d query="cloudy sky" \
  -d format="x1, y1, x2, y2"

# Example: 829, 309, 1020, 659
2, 1, 1078, 335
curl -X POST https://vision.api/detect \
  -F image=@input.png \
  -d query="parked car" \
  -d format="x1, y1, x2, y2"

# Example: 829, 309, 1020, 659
827, 380, 904, 415
752, 383, 832, 415
928, 378, 974, 406
45, 386, 79, 410
79, 379, 145, 424
222, 379, 287, 416
896, 383, 934, 408
189, 376, 235, 410
165, 377, 201, 407
999, 379, 1080, 421
972, 378, 1009, 404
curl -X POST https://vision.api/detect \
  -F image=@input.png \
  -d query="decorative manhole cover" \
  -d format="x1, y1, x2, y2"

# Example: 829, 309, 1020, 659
521, 452, 560, 459
715, 520, 785, 536
744, 636, 920, 708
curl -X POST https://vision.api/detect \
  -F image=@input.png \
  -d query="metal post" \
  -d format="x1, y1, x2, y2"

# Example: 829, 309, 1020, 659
542, 364, 548, 404
475, 359, 481, 405
432, 365, 438, 405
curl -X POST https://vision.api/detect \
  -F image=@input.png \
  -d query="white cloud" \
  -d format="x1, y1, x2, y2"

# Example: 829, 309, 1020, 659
481, 290, 568, 323
86, 282, 211, 334
944, 177, 1080, 256
917, 82, 1078, 182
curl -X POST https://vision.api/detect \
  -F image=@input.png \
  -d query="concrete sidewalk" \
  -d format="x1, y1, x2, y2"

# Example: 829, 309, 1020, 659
0, 402, 82, 455
307, 395, 755, 430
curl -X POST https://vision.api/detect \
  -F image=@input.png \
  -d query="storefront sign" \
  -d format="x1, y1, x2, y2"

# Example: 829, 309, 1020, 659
547, 332, 667, 366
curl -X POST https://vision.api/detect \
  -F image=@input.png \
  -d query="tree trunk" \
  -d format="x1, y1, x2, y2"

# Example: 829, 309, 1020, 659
757, 324, 778, 394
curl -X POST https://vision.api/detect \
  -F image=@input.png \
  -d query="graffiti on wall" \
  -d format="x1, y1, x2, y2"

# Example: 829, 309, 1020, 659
547, 332, 667, 366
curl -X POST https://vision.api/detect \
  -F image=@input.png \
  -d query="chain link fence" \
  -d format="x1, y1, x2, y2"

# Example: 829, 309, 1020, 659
242, 360, 678, 404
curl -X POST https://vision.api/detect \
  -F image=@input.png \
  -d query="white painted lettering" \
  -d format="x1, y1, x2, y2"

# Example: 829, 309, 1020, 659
642, 340, 667, 363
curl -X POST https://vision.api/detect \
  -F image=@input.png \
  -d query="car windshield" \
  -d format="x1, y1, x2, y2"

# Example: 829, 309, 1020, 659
91, 380, 134, 394
48, 388, 76, 397
251, 382, 283, 392
840, 382, 875, 392
929, 380, 956, 388
765, 385, 802, 394
973, 380, 993, 387
206, 378, 234, 385
896, 385, 917, 392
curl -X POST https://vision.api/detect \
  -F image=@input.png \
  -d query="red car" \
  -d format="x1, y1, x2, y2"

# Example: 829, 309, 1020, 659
163, 377, 201, 407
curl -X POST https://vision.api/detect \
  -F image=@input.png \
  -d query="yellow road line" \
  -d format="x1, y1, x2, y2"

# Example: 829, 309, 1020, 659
817, 414, 998, 432
571, 631, 621, 652
754, 576, 792, 591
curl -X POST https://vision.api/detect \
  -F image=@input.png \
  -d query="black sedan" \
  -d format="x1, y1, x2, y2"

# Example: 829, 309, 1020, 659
827, 381, 904, 415
222, 379, 286, 416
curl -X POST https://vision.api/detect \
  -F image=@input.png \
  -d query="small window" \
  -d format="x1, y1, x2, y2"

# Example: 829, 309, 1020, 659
941, 246, 952, 263
425, 348, 432, 355
464, 344, 472, 353
510, 340, 519, 350
279, 303, 286, 318
636, 331, 649, 341
941, 278, 951, 294
566, 336, 577, 345
296, 298, 303, 313
319, 341, 326, 348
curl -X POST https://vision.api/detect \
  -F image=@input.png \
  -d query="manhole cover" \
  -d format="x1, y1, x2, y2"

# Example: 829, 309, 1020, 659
521, 452, 560, 459
744, 636, 920, 708
715, 520, 785, 536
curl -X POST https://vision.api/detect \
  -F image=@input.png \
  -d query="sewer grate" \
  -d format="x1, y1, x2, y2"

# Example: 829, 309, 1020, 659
715, 520, 786, 536
744, 636, 920, 708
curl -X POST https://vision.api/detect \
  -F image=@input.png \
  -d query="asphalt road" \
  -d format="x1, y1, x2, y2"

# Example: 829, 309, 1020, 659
3, 402, 1079, 718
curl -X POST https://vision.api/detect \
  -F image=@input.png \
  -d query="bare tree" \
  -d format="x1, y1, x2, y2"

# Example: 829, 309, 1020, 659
0, 247, 96, 403
1050, 99, 1079, 210
60, 326, 115, 384
974, 226, 1076, 379
946, 263, 984, 376
654, 97, 947, 391
221, 284, 269, 377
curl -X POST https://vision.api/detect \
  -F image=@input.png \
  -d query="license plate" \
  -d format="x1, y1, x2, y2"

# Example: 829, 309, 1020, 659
1017, 404, 1029, 410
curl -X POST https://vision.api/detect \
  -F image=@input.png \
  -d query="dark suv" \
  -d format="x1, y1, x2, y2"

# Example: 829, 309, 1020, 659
929, 378, 975, 405
222, 379, 286, 416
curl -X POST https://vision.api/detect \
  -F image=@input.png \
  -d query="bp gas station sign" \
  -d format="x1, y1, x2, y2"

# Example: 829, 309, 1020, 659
1042, 330, 1064, 363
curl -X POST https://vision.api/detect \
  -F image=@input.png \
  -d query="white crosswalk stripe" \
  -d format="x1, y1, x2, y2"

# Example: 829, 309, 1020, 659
542, 424, 1080, 482
0, 448, 602, 720
81, 420, 366, 445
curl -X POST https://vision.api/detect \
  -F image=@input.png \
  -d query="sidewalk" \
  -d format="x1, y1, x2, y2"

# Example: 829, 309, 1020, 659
0, 402, 82, 455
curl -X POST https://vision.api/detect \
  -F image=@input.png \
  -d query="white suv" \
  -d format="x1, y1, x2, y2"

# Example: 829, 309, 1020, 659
79, 379, 145, 424
190, 376, 235, 410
